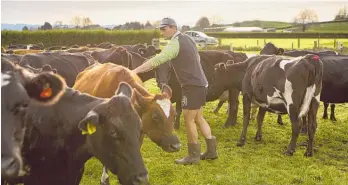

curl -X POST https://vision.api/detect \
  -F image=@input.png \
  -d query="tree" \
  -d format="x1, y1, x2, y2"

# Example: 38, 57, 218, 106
181, 25, 190, 32
82, 17, 93, 28
145, 21, 152, 28
151, 20, 162, 28
22, 26, 29, 31
196, 16, 210, 29
209, 15, 223, 26
334, 6, 348, 21
294, 9, 318, 32
40, 22, 52, 30
71, 16, 82, 28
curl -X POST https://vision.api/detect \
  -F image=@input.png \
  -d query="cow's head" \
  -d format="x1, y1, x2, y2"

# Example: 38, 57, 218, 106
138, 45, 161, 58
133, 84, 181, 152
1, 59, 65, 179
78, 82, 149, 185
206, 61, 247, 101
260, 42, 284, 55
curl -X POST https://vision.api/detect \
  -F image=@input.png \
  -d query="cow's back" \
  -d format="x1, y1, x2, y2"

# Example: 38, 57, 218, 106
73, 63, 142, 98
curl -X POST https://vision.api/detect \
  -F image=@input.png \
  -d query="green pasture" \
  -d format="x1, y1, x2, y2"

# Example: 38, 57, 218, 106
81, 79, 348, 185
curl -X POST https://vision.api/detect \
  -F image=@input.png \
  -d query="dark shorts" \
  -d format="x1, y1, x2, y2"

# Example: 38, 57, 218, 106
181, 85, 207, 110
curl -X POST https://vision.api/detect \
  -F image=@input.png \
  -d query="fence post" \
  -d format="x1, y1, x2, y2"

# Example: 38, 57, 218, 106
257, 40, 259, 46
317, 38, 320, 48
292, 42, 294, 49
298, 38, 300, 48
264, 39, 266, 45
314, 41, 317, 50
334, 39, 336, 48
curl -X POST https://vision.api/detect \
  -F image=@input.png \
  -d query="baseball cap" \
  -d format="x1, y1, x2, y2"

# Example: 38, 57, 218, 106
156, 18, 177, 29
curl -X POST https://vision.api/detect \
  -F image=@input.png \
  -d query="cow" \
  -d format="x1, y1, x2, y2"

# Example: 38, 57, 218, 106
121, 44, 147, 53
156, 50, 246, 129
1, 58, 66, 181
207, 54, 323, 156
90, 47, 130, 67
6, 82, 150, 185
19, 51, 96, 87
97, 42, 114, 49
73, 62, 181, 185
261, 42, 347, 122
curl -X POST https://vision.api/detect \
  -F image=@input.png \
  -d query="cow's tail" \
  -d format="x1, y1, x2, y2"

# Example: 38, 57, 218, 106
298, 54, 323, 118
304, 54, 323, 90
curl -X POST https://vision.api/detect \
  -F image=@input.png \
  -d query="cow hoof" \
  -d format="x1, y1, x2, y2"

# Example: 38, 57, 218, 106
100, 180, 110, 185
254, 135, 262, 141
283, 150, 294, 156
304, 151, 313, 157
236, 140, 245, 147
277, 121, 284, 126
322, 115, 328, 119
223, 124, 232, 128
330, 117, 337, 122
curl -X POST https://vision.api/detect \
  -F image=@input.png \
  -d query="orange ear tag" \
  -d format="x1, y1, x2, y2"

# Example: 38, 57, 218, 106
40, 87, 52, 98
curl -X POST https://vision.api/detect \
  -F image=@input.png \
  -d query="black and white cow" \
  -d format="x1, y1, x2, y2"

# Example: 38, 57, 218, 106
1, 58, 65, 181
261, 42, 348, 122
207, 54, 323, 156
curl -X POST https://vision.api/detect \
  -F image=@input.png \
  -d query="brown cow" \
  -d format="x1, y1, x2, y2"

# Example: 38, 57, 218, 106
73, 63, 181, 150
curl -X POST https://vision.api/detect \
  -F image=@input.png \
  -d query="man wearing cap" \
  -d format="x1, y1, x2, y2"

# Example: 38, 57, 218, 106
133, 17, 218, 165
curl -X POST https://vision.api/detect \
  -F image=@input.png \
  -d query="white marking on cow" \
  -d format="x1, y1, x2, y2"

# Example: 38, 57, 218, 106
156, 99, 171, 118
315, 94, 320, 103
279, 58, 297, 70
283, 79, 294, 114
1, 73, 11, 87
298, 84, 316, 118
266, 87, 284, 106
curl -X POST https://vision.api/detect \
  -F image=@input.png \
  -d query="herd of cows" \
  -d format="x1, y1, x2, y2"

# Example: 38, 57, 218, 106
1, 41, 347, 185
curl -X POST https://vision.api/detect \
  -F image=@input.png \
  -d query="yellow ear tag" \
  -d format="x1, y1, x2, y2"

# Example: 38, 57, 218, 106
81, 122, 96, 135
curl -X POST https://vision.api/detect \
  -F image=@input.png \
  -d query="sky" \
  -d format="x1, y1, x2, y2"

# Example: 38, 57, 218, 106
1, 0, 348, 26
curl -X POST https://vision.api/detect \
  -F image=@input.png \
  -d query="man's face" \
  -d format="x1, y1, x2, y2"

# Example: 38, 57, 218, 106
160, 26, 176, 40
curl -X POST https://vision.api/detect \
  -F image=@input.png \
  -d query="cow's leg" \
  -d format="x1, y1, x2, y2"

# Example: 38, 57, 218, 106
174, 100, 182, 130
277, 115, 284, 125
224, 88, 240, 128
330, 104, 337, 122
301, 116, 308, 134
255, 107, 266, 141
250, 103, 258, 120
100, 166, 110, 185
323, 102, 329, 119
284, 107, 301, 156
236, 94, 252, 146
305, 98, 319, 157
213, 100, 225, 114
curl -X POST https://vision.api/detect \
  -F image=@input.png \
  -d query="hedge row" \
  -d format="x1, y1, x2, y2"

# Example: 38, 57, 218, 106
1, 30, 161, 47
205, 32, 348, 38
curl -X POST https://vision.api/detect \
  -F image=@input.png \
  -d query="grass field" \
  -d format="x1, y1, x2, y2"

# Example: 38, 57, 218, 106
80, 79, 348, 185
220, 38, 348, 49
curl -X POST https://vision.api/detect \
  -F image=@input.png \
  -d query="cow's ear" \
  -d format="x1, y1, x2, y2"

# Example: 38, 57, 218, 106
278, 48, 284, 55
161, 84, 172, 99
155, 49, 162, 54
24, 72, 66, 105
116, 82, 133, 99
78, 110, 99, 135
138, 48, 147, 55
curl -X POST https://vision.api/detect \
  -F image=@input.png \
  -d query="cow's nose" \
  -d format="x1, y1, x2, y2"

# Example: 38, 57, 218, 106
1, 156, 20, 177
136, 174, 149, 185
170, 143, 181, 151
